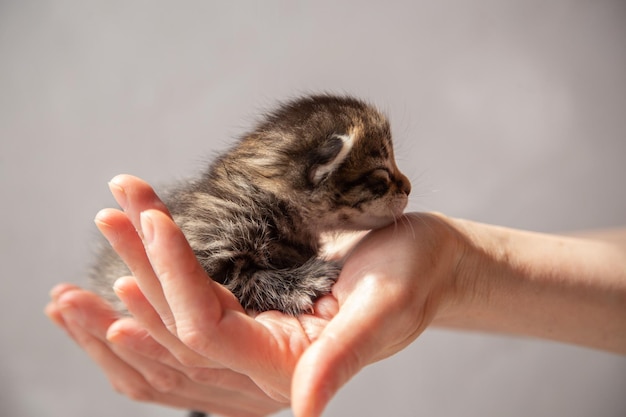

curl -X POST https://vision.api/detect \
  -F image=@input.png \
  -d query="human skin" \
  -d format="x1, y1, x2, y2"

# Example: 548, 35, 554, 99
46, 175, 626, 417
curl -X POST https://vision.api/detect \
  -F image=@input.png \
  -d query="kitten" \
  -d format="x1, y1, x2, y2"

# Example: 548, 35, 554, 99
91, 94, 411, 316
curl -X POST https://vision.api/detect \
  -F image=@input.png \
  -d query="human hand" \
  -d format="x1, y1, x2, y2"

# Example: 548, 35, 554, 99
292, 211, 463, 416
45, 283, 287, 417
47, 175, 463, 416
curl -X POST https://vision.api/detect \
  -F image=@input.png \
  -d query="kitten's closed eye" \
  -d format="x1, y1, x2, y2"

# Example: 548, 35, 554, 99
365, 169, 393, 196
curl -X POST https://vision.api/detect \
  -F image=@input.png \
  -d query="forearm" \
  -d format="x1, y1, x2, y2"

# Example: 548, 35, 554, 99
434, 218, 626, 354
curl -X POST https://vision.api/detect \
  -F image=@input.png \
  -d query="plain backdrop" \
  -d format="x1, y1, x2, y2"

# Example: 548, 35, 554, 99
1, 1, 625, 416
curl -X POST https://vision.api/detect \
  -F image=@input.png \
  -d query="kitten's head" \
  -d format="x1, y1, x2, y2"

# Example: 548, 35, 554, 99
241, 94, 411, 231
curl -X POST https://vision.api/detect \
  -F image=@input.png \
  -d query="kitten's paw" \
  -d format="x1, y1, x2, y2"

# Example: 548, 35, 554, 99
230, 258, 340, 315
281, 258, 340, 315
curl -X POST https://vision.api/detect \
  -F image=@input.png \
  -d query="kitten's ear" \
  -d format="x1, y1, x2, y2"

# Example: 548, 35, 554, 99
308, 133, 355, 185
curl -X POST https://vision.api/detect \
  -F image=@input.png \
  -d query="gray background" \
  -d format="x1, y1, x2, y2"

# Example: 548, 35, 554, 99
1, 1, 625, 416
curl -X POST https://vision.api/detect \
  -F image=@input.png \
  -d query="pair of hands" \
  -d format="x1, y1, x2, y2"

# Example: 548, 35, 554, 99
46, 175, 460, 417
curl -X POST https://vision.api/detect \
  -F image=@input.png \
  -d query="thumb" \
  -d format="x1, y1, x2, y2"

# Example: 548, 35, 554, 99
290, 221, 433, 416
291, 322, 364, 417
291, 287, 389, 417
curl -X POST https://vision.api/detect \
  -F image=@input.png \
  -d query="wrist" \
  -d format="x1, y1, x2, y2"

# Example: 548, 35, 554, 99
425, 215, 486, 327
400, 213, 473, 329
431, 217, 626, 353
430, 217, 551, 333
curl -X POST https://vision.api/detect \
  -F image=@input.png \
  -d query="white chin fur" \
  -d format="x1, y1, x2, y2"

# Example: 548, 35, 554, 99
346, 198, 408, 230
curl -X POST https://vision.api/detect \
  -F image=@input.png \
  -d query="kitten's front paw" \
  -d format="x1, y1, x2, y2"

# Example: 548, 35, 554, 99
231, 258, 340, 315
277, 258, 340, 315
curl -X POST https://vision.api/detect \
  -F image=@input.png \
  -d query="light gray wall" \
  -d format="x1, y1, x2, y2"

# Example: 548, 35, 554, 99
1, 1, 625, 416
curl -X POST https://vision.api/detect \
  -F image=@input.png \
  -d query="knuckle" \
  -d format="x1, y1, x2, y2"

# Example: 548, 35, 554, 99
111, 380, 154, 402
144, 369, 182, 393
126, 388, 153, 402
160, 313, 178, 334
179, 329, 211, 355
173, 349, 202, 368
186, 367, 223, 385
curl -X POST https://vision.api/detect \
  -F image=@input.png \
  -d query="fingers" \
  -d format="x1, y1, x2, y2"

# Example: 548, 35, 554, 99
100, 175, 242, 329
96, 176, 231, 368
138, 209, 298, 390
45, 283, 81, 327
46, 285, 285, 417
108, 318, 265, 396
108, 318, 281, 407
97, 201, 258, 371
48, 284, 120, 336
138, 209, 243, 334
96, 184, 175, 331
46, 286, 161, 402
107, 339, 282, 416
107, 174, 172, 233
112, 275, 219, 369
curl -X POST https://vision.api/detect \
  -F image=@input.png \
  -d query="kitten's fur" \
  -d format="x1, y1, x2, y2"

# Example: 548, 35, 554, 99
91, 94, 411, 315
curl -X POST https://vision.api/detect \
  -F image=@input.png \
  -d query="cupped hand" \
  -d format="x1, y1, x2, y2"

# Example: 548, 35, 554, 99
47, 175, 462, 417
45, 283, 285, 417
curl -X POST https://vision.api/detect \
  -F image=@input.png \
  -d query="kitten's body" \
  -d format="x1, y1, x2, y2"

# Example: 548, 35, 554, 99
92, 95, 411, 315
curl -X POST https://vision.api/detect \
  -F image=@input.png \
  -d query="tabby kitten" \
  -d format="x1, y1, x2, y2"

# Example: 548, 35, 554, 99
91, 94, 411, 316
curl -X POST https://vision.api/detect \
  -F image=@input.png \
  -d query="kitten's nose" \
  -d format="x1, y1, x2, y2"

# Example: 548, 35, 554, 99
397, 173, 411, 196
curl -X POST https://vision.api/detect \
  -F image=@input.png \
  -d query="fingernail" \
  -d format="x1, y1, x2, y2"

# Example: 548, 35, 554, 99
59, 302, 86, 327
44, 303, 65, 327
49, 284, 74, 301
140, 211, 154, 244
112, 276, 132, 298
94, 210, 120, 245
108, 177, 128, 210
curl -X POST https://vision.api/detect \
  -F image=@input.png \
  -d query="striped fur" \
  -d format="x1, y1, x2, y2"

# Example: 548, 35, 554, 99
91, 94, 411, 315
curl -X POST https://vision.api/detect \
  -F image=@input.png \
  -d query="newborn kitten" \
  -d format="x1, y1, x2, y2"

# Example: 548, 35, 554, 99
91, 94, 411, 316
